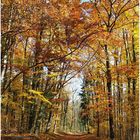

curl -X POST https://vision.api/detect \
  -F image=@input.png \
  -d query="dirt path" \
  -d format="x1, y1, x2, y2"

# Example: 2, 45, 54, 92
45, 133, 105, 140
55, 134, 101, 140
2, 133, 105, 140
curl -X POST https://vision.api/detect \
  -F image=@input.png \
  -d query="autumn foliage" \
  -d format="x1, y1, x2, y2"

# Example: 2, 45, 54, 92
1, 0, 139, 140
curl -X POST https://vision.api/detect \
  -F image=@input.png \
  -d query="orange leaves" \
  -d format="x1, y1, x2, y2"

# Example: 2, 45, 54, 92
46, 1, 81, 23
90, 8, 100, 22
15, 0, 42, 5
81, 2, 93, 10
98, 31, 123, 47
112, 64, 138, 79
46, 5, 58, 19
97, 31, 110, 42
88, 101, 113, 112
70, 7, 81, 20
108, 36, 124, 47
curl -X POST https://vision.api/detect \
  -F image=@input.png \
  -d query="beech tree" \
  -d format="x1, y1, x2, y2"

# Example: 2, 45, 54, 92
1, 0, 138, 140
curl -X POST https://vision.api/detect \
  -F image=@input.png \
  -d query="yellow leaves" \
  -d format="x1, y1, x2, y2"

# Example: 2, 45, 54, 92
46, 73, 59, 78
112, 54, 119, 59
66, 55, 80, 62
55, 115, 60, 121
19, 91, 51, 105
14, 42, 24, 55
29, 89, 43, 95
2, 0, 13, 5
84, 87, 93, 92
32, 70, 45, 75
60, 5, 69, 18
2, 93, 10, 105
9, 102, 21, 110
11, 76, 23, 91
19, 92, 28, 97
2, 93, 21, 110
15, 0, 42, 5
29, 89, 52, 105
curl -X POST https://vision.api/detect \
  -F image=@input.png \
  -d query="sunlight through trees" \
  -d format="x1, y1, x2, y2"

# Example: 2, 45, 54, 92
1, 0, 139, 140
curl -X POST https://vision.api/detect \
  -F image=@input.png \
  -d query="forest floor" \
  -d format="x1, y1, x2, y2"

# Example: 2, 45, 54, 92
45, 132, 105, 140
1, 132, 106, 140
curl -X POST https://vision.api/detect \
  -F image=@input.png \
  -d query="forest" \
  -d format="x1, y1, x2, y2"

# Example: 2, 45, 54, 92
1, 0, 139, 140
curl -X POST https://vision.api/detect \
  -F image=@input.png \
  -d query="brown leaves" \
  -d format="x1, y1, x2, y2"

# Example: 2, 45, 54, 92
112, 64, 138, 78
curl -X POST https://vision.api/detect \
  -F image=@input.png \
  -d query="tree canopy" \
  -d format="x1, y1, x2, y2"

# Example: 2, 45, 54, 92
1, 0, 139, 140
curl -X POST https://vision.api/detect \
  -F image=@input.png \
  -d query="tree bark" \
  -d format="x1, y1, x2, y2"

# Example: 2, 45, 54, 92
105, 45, 114, 140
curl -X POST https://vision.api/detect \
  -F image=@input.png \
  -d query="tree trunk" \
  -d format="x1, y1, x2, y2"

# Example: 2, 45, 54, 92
45, 111, 53, 132
20, 38, 28, 133
105, 45, 114, 140
130, 21, 137, 140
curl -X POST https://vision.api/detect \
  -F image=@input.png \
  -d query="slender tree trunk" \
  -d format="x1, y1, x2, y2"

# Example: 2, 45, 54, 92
115, 51, 122, 140
20, 38, 28, 133
123, 28, 132, 140
95, 81, 100, 137
130, 22, 137, 140
45, 111, 53, 133
105, 45, 114, 140
97, 111, 100, 137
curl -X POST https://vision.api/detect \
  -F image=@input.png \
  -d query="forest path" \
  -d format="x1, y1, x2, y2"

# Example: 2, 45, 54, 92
1, 133, 106, 140
45, 133, 105, 140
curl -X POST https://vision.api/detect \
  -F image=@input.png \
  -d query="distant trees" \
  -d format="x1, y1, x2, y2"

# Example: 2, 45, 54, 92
79, 78, 90, 133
